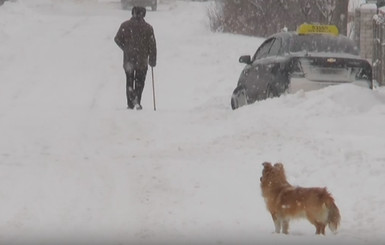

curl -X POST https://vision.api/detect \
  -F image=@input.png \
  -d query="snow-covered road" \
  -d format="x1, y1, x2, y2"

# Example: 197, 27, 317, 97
1, 1, 385, 244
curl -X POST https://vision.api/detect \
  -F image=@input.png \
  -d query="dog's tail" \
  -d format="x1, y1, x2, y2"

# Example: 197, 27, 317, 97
325, 195, 341, 234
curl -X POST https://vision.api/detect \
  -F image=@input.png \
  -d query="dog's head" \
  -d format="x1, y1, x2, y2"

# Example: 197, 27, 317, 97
260, 162, 288, 189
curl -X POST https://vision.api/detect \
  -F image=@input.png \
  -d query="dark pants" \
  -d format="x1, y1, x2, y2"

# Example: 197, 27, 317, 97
125, 68, 147, 108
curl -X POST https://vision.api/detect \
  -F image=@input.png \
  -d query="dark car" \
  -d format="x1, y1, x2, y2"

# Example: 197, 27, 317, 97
121, 0, 157, 11
230, 24, 373, 110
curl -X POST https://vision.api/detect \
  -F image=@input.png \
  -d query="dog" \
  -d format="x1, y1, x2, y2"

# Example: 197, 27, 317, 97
260, 162, 340, 235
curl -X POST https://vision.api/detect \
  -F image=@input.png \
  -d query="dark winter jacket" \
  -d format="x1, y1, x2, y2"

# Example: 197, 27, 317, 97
115, 17, 157, 71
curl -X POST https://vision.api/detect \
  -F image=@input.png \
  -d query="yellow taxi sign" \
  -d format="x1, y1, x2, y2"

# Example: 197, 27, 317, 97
297, 24, 339, 36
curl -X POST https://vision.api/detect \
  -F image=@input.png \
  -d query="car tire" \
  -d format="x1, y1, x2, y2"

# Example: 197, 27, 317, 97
121, 0, 129, 10
265, 84, 278, 99
151, 4, 157, 11
231, 86, 248, 110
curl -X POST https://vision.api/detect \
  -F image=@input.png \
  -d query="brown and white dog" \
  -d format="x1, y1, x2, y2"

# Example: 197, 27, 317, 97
260, 162, 341, 235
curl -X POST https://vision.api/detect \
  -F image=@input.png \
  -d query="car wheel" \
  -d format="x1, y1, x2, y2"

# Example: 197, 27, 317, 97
265, 84, 278, 99
151, 3, 157, 11
121, 0, 129, 10
231, 86, 248, 110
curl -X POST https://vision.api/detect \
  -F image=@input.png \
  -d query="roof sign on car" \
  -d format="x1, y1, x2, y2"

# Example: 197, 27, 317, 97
297, 24, 339, 36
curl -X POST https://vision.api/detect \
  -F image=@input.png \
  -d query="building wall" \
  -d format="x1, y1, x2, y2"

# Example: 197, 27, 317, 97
358, 4, 377, 61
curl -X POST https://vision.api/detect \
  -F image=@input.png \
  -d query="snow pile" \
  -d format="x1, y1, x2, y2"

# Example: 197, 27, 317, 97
1, 1, 385, 244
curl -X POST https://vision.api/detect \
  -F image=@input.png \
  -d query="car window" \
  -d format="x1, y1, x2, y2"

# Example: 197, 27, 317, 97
267, 38, 282, 57
253, 38, 274, 61
289, 34, 359, 55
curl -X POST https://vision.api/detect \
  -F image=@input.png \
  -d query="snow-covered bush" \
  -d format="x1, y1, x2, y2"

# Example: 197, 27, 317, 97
209, 0, 349, 37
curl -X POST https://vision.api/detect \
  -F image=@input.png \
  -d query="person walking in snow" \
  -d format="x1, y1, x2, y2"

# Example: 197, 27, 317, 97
115, 6, 157, 110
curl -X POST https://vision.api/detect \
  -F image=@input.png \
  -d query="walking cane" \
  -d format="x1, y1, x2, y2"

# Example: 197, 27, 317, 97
151, 67, 156, 111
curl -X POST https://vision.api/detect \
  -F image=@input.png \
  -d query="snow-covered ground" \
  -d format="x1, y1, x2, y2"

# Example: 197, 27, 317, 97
1, 0, 385, 244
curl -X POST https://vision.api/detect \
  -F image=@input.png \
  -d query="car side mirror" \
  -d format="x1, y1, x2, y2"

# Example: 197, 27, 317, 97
239, 55, 252, 64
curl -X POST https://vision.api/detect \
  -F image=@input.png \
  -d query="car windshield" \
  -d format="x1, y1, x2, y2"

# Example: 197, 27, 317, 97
289, 34, 359, 55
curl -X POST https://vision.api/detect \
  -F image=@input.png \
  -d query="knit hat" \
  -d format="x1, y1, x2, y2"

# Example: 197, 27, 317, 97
132, 6, 146, 18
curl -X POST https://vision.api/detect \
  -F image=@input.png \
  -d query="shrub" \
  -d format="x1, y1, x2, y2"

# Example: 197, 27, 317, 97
208, 0, 349, 37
